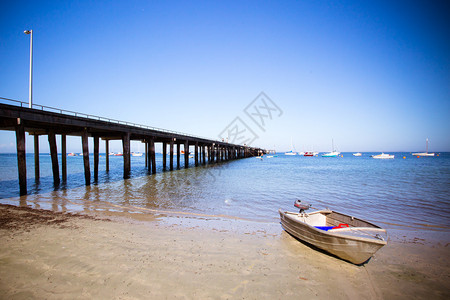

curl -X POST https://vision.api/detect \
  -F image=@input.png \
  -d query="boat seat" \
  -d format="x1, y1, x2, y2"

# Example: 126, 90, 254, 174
316, 223, 350, 231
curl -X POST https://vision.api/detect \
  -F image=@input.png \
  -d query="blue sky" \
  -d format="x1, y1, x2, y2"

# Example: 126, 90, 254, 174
0, 0, 449, 153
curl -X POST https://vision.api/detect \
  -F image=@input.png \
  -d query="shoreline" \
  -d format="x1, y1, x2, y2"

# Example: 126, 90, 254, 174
0, 204, 449, 299
2, 195, 449, 244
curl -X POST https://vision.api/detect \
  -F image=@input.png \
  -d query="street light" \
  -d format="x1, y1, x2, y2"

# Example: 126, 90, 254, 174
24, 30, 33, 108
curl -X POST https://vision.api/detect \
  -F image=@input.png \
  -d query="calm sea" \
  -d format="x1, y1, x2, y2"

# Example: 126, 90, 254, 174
1, 153, 449, 239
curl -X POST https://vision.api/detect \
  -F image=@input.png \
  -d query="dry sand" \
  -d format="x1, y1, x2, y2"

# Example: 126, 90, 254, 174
0, 204, 449, 299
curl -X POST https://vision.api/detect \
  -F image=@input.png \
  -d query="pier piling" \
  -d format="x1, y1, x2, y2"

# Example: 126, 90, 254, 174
162, 142, 167, 171
34, 135, 39, 181
122, 133, 130, 179
15, 123, 27, 195
146, 139, 151, 173
105, 140, 110, 172
94, 136, 99, 182
48, 131, 60, 186
170, 140, 174, 171
145, 142, 148, 168
208, 145, 211, 162
201, 146, 205, 164
195, 142, 199, 166
81, 130, 90, 185
184, 140, 189, 168
177, 142, 181, 169
150, 138, 156, 174
61, 135, 67, 182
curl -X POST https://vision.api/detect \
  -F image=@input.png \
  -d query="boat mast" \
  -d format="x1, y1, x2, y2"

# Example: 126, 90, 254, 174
426, 138, 429, 153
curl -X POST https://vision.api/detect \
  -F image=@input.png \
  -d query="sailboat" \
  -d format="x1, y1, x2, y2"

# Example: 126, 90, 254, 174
412, 138, 435, 157
322, 139, 340, 157
285, 138, 297, 155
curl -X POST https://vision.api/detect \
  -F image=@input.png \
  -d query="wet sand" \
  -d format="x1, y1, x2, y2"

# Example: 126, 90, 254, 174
0, 204, 448, 299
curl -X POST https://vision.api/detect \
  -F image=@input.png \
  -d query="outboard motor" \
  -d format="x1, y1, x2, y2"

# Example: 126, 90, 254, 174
294, 199, 311, 213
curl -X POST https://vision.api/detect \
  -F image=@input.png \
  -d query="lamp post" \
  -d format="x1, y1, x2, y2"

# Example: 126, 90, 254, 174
24, 30, 33, 108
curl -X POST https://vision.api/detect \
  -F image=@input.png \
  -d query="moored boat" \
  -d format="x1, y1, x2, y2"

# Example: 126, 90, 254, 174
279, 202, 387, 264
304, 152, 314, 157
371, 153, 394, 159
353, 153, 362, 156
284, 151, 297, 156
413, 152, 435, 157
285, 138, 297, 155
322, 139, 340, 157
322, 151, 340, 157
412, 138, 435, 157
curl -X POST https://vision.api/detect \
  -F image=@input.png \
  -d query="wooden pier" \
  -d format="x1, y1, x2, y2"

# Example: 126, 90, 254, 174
0, 99, 266, 195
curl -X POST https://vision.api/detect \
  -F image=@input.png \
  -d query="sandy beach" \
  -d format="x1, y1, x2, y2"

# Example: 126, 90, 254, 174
0, 204, 448, 299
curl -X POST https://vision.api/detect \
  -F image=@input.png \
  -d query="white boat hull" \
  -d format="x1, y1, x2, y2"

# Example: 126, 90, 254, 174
322, 151, 340, 157
412, 152, 435, 157
372, 153, 394, 159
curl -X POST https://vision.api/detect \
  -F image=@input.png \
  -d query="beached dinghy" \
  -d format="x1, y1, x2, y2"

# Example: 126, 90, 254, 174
279, 200, 387, 264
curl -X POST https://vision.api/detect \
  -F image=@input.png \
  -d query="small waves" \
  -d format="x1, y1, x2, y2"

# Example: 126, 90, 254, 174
0, 153, 449, 233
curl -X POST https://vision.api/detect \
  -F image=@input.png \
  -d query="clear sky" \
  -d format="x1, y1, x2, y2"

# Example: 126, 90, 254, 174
1, 0, 449, 153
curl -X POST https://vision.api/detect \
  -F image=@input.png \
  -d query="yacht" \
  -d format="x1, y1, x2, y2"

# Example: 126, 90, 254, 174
372, 153, 394, 159
322, 152, 340, 157
285, 138, 297, 155
412, 138, 435, 157
322, 139, 340, 157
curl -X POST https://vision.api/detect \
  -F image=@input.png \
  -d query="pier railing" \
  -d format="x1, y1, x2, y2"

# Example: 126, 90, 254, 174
0, 97, 216, 142
1, 96, 266, 195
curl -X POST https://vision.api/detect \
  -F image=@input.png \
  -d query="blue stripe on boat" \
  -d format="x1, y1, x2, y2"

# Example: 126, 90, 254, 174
315, 226, 334, 231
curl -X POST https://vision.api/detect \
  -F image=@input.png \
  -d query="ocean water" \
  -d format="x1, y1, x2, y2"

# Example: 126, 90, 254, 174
1, 153, 449, 237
